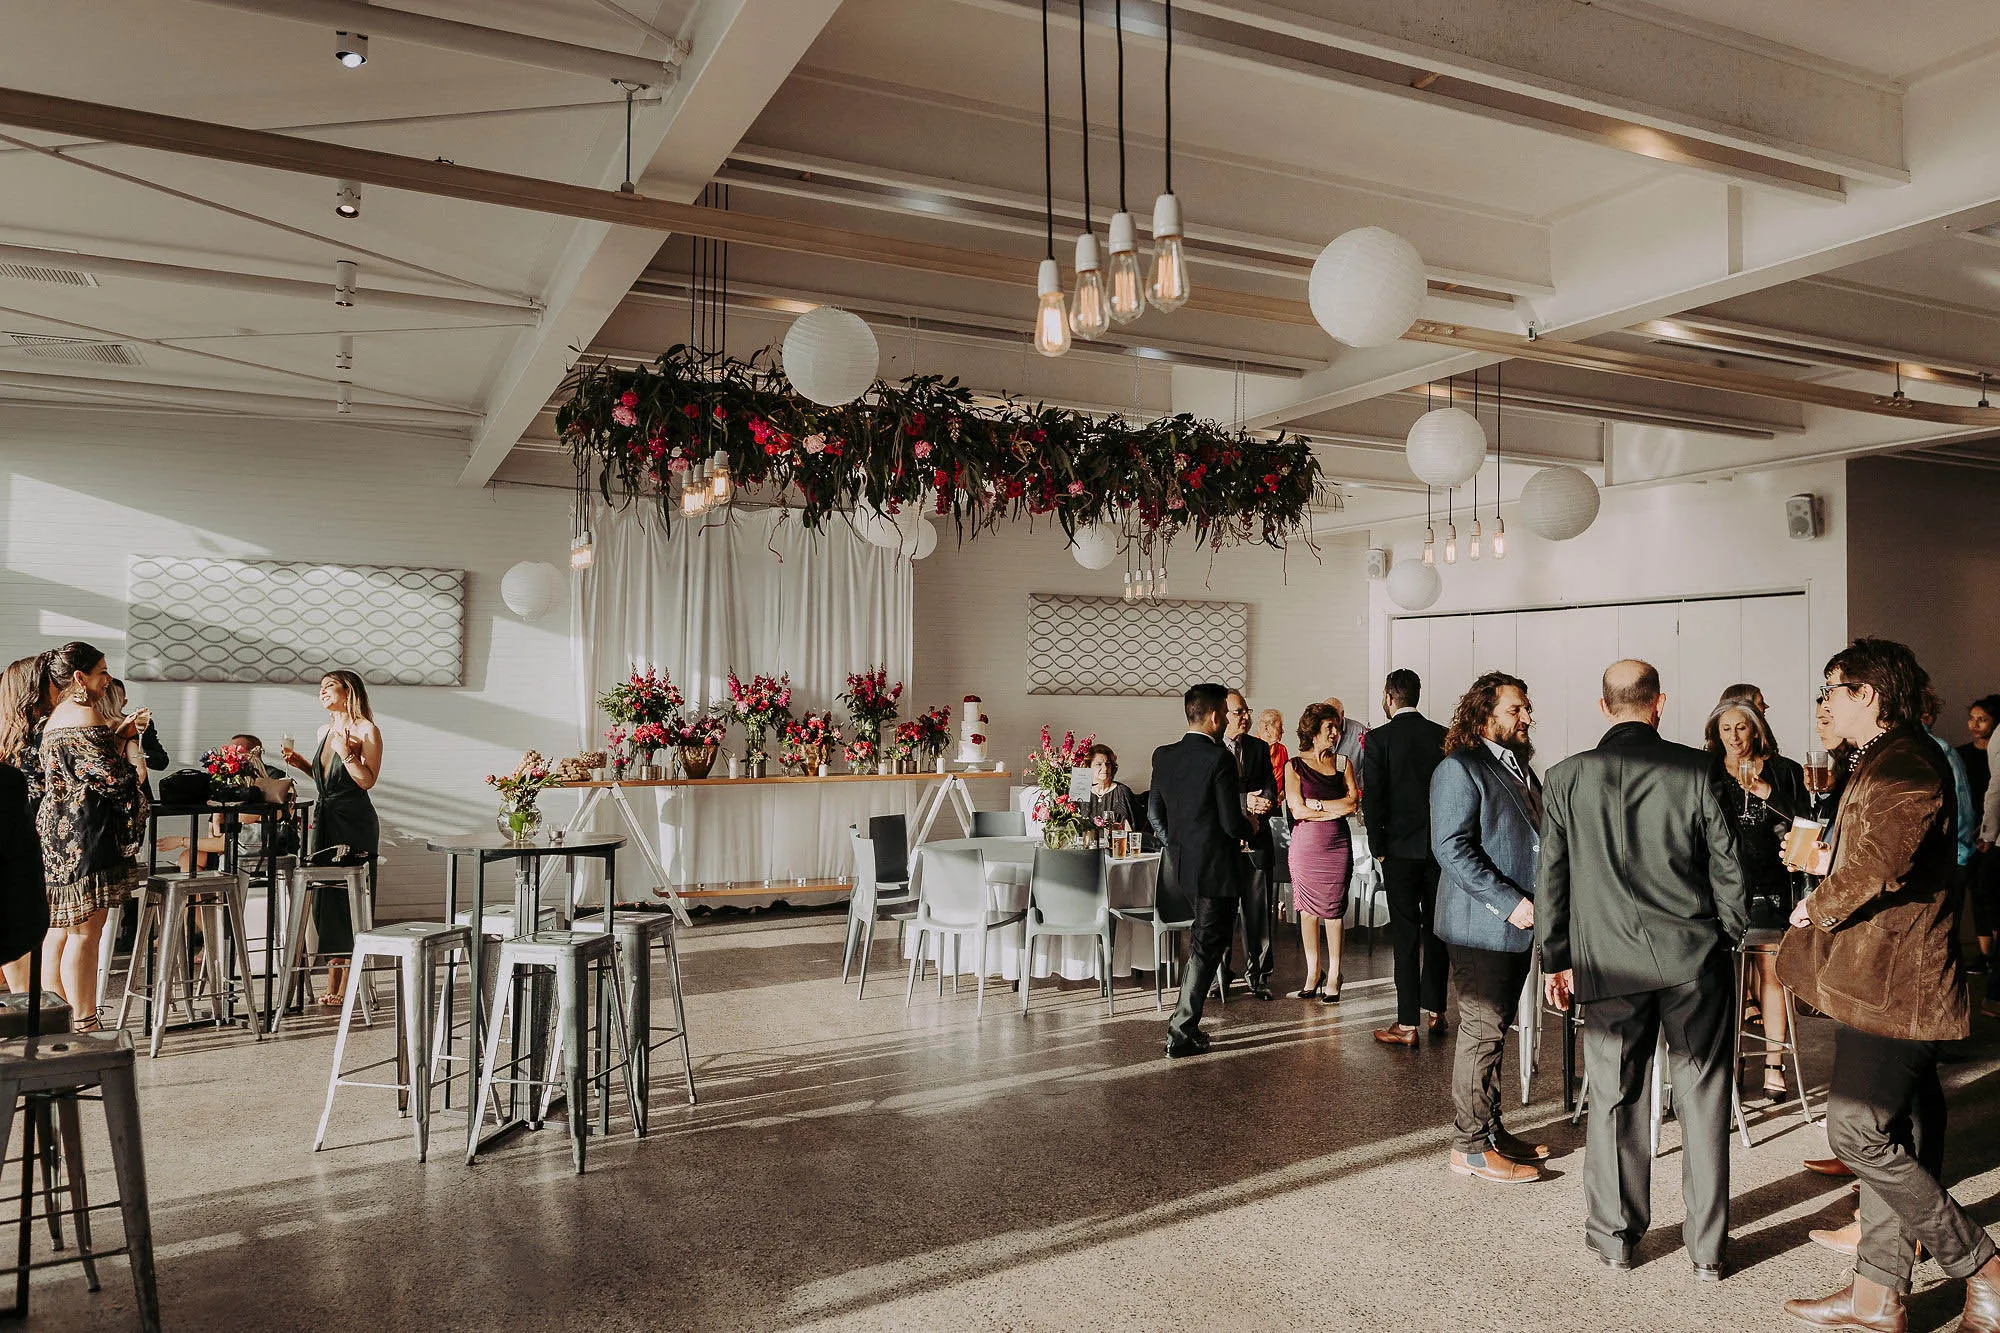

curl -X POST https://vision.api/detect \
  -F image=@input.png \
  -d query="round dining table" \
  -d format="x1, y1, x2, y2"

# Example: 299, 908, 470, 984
900, 836, 1165, 982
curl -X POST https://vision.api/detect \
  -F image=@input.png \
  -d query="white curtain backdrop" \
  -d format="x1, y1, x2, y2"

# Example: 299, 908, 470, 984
572, 504, 915, 895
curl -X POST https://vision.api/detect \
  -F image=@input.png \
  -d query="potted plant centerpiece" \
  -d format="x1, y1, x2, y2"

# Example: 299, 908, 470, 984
668, 710, 729, 779
1026, 725, 1096, 849
782, 711, 840, 776
725, 671, 792, 778
840, 666, 902, 776
599, 666, 683, 779
488, 751, 559, 842
202, 741, 256, 803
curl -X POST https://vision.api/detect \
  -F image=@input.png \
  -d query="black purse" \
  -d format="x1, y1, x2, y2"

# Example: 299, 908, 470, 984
158, 768, 211, 805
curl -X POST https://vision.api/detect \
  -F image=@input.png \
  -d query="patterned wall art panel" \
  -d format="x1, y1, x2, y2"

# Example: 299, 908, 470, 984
125, 557, 465, 686
1027, 593, 1249, 696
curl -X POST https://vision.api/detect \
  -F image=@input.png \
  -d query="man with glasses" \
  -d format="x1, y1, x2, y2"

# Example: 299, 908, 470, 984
1779, 641, 1999, 1332
1222, 690, 1279, 1000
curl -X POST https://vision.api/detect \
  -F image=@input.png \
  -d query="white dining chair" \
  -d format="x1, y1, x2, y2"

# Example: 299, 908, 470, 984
904, 847, 1025, 1017
1020, 848, 1113, 1015
1107, 851, 1192, 1011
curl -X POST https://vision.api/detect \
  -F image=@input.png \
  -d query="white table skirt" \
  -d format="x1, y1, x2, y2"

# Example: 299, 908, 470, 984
901, 838, 1165, 982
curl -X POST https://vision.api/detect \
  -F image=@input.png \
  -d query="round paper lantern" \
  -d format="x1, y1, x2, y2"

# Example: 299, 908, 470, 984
500, 560, 563, 621
1405, 407, 1486, 488
898, 517, 939, 560
782, 307, 878, 406
1519, 465, 1601, 541
850, 505, 912, 548
1068, 522, 1119, 570
1385, 559, 1442, 611
1308, 227, 1428, 348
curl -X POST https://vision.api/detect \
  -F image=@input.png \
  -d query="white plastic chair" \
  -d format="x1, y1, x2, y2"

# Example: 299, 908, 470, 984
844, 826, 916, 999
1020, 848, 1113, 1015
904, 847, 1025, 1017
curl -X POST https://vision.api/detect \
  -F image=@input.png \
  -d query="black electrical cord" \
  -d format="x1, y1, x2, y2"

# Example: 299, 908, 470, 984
1115, 0, 1126, 213
1043, 0, 1055, 259
1163, 0, 1173, 194
1077, 0, 1091, 234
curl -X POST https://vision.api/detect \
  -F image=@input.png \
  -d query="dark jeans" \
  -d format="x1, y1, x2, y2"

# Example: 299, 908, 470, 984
1826, 1023, 1999, 1292
1446, 943, 1531, 1155
1383, 857, 1448, 1026
1970, 850, 1999, 940
1579, 959, 1734, 1267
1169, 896, 1238, 1045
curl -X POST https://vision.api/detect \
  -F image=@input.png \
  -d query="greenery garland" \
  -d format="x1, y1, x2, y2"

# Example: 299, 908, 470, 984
555, 345, 1324, 547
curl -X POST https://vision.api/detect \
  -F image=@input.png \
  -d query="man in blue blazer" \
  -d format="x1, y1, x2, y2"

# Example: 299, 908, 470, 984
1431, 670, 1550, 1184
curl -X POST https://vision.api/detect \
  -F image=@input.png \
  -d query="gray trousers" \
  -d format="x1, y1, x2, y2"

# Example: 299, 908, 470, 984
1446, 942, 1532, 1155
1580, 958, 1733, 1265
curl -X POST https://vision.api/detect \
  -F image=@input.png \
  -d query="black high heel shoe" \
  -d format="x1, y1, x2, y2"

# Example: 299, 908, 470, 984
1291, 981, 1322, 1000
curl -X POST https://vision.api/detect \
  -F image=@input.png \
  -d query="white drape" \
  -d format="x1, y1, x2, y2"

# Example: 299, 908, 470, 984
574, 504, 915, 892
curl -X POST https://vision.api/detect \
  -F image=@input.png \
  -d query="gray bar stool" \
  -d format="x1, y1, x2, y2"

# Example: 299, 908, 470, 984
0, 1030, 161, 1331
313, 922, 474, 1162
430, 901, 566, 1105
469, 930, 636, 1172
271, 863, 378, 1030
116, 873, 266, 1056
1733, 930, 1814, 1130
571, 910, 696, 1130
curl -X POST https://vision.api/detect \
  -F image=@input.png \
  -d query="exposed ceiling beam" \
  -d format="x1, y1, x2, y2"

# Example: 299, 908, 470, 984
1637, 316, 2000, 393
0, 365, 477, 424
177, 0, 684, 86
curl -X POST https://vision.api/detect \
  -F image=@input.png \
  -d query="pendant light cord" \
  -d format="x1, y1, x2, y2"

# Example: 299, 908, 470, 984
1042, 0, 1055, 260
1114, 0, 1127, 212
1495, 361, 1503, 512
1163, 0, 1174, 194
1077, 0, 1092, 232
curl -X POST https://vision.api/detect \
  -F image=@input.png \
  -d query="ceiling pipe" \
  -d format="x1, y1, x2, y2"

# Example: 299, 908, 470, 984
0, 242, 539, 321
177, 0, 683, 86
0, 366, 479, 423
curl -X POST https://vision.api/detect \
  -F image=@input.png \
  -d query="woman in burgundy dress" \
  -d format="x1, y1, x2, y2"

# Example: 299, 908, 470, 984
1286, 701, 1358, 1001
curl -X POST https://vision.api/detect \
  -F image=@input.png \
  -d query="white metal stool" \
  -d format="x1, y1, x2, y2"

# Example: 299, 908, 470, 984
115, 873, 265, 1056
0, 1030, 160, 1330
469, 931, 636, 1173
271, 865, 378, 1030
1733, 933, 1814, 1131
313, 922, 473, 1162
571, 910, 696, 1130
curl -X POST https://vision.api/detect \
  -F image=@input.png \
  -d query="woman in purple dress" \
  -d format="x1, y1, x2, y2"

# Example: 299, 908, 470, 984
1286, 701, 1358, 1001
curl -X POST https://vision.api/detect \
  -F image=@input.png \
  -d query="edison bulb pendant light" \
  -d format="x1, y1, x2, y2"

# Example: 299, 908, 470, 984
1070, 232, 1111, 339
1492, 518, 1508, 560
1148, 192, 1190, 312
1443, 522, 1459, 566
1034, 258, 1071, 357
1106, 211, 1146, 323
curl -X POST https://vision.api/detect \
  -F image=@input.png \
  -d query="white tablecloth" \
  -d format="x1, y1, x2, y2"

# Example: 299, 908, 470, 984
901, 837, 1165, 981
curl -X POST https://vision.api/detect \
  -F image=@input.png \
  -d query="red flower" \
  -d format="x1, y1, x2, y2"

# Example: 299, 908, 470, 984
1263, 472, 1280, 490
905, 412, 927, 436
712, 405, 727, 421
619, 390, 638, 409
933, 468, 950, 489
681, 403, 700, 419
1067, 480, 1085, 495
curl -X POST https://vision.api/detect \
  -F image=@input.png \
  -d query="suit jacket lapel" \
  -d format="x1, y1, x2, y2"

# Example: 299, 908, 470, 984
1476, 745, 1541, 830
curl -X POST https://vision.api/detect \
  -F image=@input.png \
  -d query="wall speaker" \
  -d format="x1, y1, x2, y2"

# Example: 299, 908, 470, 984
1785, 494, 1821, 541
1365, 547, 1389, 580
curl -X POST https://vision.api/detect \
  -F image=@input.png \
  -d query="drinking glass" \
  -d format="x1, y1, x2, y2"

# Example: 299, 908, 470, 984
1804, 749, 1834, 796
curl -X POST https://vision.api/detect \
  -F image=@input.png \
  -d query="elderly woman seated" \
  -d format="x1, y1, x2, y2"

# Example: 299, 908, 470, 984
1084, 743, 1139, 830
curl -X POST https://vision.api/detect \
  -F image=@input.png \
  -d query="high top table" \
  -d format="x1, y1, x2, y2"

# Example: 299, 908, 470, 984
146, 798, 304, 1029
423, 832, 624, 1155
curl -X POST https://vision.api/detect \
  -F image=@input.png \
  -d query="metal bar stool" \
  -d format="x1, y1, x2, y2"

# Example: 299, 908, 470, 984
468, 930, 636, 1172
313, 922, 474, 1162
1733, 930, 1814, 1131
570, 909, 696, 1132
271, 863, 379, 1031
0, 1030, 161, 1331
115, 873, 266, 1056
430, 901, 566, 1108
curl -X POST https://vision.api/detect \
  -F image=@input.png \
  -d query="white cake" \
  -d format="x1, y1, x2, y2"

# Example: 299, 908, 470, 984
955, 695, 989, 764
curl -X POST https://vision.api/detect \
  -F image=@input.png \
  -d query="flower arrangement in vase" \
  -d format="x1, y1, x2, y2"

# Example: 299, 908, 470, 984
1035, 791, 1092, 849
843, 737, 879, 774
1027, 725, 1096, 847
782, 711, 840, 775
603, 725, 631, 778
900, 704, 951, 771
666, 710, 729, 779
628, 721, 671, 778
201, 742, 256, 802
839, 665, 903, 751
600, 666, 683, 774
488, 750, 560, 842
725, 671, 792, 777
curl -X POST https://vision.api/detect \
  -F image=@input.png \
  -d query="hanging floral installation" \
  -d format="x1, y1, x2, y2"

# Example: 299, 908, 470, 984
555, 346, 1324, 548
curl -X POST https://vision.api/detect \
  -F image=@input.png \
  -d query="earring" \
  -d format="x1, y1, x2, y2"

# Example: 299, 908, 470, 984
68, 686, 89, 705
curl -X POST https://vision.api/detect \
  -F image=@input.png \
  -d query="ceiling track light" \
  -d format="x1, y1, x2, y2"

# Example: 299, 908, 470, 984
334, 180, 360, 219
334, 30, 368, 68
333, 259, 357, 308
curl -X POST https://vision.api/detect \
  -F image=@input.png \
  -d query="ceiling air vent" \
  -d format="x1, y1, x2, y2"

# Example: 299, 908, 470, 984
0, 262, 98, 288
0, 332, 143, 366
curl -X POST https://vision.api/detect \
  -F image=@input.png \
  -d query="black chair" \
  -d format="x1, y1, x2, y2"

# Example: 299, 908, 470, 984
969, 810, 1026, 838
867, 814, 910, 885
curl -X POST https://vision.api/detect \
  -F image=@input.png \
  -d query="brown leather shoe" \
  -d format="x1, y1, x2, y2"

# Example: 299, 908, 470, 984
1427, 1012, 1447, 1035
1375, 1024, 1418, 1046
1783, 1276, 1907, 1332
1449, 1149, 1539, 1183
1803, 1157, 1854, 1178
1490, 1128, 1553, 1163
1963, 1254, 2000, 1333
1809, 1221, 1858, 1256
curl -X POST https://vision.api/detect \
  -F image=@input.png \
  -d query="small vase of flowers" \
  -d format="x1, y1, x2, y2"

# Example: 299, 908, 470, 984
1027, 725, 1096, 847
725, 671, 792, 779
488, 751, 559, 842
668, 710, 729, 779
783, 711, 840, 775
202, 742, 256, 802
840, 665, 903, 752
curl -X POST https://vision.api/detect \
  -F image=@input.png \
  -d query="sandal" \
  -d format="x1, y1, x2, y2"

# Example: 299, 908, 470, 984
319, 958, 349, 1006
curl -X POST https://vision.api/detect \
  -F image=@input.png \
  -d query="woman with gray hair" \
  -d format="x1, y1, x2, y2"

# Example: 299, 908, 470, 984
1705, 691, 1807, 1098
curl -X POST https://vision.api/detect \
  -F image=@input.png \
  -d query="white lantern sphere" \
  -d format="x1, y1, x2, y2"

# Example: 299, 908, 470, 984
1518, 465, 1602, 541
782, 307, 879, 406
1384, 559, 1442, 611
851, 505, 904, 548
1405, 407, 1486, 488
1308, 227, 1428, 348
1068, 522, 1119, 570
500, 561, 563, 621
898, 517, 939, 560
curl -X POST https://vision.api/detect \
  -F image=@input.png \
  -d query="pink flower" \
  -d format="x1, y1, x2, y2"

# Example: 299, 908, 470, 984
913, 440, 932, 459
1067, 480, 1085, 495
669, 455, 691, 472
611, 404, 638, 428
804, 433, 826, 455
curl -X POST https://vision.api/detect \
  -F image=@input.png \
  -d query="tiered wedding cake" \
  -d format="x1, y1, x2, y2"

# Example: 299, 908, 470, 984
955, 696, 989, 765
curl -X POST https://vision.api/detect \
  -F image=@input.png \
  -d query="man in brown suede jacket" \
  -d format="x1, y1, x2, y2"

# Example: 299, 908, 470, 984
1778, 638, 2000, 1333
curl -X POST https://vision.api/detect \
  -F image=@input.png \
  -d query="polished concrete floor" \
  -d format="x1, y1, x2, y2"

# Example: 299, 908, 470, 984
29, 911, 2000, 1331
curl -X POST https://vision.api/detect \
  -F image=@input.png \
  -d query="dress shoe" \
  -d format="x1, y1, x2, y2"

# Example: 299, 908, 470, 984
1449, 1149, 1539, 1183
1810, 1221, 1859, 1257
1592, 1249, 1632, 1271
1249, 984, 1274, 1001
1489, 1127, 1553, 1163
1192, 1029, 1213, 1051
1962, 1254, 2000, 1333
1375, 1024, 1419, 1046
1803, 1157, 1854, 1178
1165, 1035, 1204, 1059
1321, 986, 1342, 1004
1783, 1276, 1907, 1332
1692, 1262, 1723, 1283
1427, 1012, 1448, 1035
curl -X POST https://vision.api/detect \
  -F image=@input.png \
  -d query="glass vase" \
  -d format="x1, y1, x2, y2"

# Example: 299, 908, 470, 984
497, 799, 542, 843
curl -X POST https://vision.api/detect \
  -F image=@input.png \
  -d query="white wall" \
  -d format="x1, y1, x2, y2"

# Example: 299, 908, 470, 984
1365, 461, 1849, 737
0, 410, 575, 916
912, 522, 1371, 793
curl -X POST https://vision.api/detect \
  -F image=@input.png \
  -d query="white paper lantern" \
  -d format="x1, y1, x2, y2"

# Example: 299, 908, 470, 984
850, 504, 916, 549
782, 307, 879, 406
1385, 559, 1442, 611
1518, 465, 1601, 541
1405, 407, 1486, 488
500, 561, 563, 621
898, 517, 939, 560
1068, 522, 1119, 570
1308, 227, 1428, 348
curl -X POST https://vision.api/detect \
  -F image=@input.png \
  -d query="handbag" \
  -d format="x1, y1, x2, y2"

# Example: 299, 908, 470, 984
158, 768, 211, 805
75, 789, 127, 880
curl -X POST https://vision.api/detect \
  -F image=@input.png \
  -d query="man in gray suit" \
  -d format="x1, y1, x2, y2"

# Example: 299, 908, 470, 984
1538, 660, 1749, 1280
1431, 671, 1550, 1184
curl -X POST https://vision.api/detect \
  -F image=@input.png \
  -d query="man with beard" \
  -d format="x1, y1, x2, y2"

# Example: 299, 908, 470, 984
1430, 672, 1548, 1181
1539, 660, 1747, 1280
1223, 689, 1280, 999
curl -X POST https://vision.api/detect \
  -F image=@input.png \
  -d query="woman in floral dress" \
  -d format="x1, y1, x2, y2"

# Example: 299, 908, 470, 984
36, 642, 149, 1027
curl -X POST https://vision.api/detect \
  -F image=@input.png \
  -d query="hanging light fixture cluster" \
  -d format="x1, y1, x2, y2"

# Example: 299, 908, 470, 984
1121, 527, 1170, 601
1036, 0, 1189, 356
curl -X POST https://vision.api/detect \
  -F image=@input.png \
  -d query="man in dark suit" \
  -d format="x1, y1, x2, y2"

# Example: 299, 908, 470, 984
1362, 669, 1450, 1044
1538, 660, 1748, 1281
1151, 683, 1253, 1056
1222, 689, 1279, 999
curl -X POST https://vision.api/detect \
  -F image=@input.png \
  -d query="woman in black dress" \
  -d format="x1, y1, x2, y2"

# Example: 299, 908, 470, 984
1962, 694, 1997, 976
1705, 696, 1806, 1098
281, 670, 381, 1005
1083, 744, 1139, 830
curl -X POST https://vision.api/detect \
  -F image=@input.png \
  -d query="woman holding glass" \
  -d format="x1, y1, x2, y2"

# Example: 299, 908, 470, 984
1704, 696, 1807, 1098
1286, 702, 1358, 1002
281, 670, 381, 1006
1083, 743, 1139, 832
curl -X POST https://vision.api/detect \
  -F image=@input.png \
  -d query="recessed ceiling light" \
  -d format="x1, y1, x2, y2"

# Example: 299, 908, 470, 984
334, 181, 360, 219
334, 30, 368, 68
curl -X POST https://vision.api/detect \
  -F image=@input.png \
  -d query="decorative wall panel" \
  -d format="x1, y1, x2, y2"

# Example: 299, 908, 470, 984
125, 556, 465, 685
1027, 593, 1248, 696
